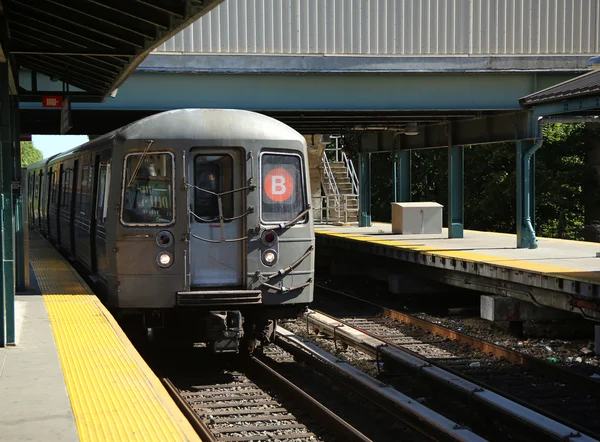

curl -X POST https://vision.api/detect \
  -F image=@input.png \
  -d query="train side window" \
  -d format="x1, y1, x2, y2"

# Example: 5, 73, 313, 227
193, 155, 233, 221
121, 152, 174, 225
96, 163, 111, 225
62, 168, 72, 210
79, 165, 90, 216
260, 152, 307, 224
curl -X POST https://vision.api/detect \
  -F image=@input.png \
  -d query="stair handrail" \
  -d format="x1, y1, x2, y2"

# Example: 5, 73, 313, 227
321, 153, 340, 197
341, 151, 360, 195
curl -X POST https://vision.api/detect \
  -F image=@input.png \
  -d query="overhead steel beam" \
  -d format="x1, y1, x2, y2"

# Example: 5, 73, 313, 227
10, 44, 137, 57
530, 95, 600, 117
391, 112, 533, 152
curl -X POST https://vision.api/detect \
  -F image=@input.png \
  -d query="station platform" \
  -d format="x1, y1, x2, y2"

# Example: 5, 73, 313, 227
315, 223, 600, 320
0, 234, 200, 441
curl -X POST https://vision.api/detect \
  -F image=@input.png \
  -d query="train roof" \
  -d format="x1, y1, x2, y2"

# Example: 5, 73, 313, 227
32, 109, 305, 168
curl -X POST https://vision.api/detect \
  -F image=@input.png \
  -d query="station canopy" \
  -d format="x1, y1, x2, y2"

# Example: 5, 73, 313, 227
2, 0, 223, 103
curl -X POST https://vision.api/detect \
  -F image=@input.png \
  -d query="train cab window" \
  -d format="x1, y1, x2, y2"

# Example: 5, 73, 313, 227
260, 153, 307, 223
121, 152, 174, 225
193, 155, 233, 220
96, 163, 111, 225
79, 165, 90, 216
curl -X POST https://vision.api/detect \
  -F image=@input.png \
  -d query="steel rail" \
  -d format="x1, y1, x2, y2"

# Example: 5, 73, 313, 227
276, 326, 487, 442
244, 355, 372, 442
316, 283, 600, 396
161, 377, 217, 442
302, 309, 597, 442
162, 358, 371, 442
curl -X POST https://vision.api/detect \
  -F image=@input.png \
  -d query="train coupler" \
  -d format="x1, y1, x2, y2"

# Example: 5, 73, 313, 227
206, 310, 245, 354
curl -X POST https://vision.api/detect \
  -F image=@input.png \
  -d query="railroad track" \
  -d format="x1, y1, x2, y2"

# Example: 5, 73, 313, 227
307, 284, 600, 441
162, 355, 368, 442
159, 336, 490, 442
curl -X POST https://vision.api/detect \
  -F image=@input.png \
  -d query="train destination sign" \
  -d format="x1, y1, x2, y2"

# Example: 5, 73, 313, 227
264, 168, 294, 202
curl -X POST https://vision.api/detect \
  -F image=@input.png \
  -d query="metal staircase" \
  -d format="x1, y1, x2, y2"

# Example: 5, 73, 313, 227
315, 146, 359, 224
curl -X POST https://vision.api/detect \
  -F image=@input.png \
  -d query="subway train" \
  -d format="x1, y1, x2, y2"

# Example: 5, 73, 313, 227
26, 109, 315, 353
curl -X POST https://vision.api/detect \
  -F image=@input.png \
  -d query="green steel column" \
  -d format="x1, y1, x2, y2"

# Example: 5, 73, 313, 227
398, 150, 412, 202
447, 141, 465, 239
392, 141, 398, 202
0, 62, 14, 346
516, 140, 540, 249
359, 152, 371, 227
13, 95, 24, 292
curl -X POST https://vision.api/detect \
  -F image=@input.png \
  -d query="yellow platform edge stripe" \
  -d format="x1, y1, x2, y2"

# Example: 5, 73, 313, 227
315, 229, 600, 285
29, 236, 201, 442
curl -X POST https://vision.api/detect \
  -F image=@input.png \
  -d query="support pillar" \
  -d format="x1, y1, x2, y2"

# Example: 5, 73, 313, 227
595, 325, 600, 356
0, 62, 15, 346
12, 94, 24, 292
358, 152, 371, 227
516, 140, 541, 249
393, 135, 412, 202
447, 137, 464, 238
397, 150, 412, 202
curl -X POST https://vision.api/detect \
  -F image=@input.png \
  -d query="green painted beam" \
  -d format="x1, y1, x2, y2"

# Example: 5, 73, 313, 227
448, 127, 465, 239
516, 139, 541, 249
359, 152, 371, 227
397, 150, 412, 202
532, 95, 600, 117
0, 63, 15, 346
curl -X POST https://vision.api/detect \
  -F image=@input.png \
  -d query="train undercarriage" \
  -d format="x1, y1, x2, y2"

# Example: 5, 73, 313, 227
116, 304, 308, 354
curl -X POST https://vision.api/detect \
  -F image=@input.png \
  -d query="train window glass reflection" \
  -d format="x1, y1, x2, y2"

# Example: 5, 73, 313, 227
193, 155, 233, 220
260, 153, 306, 223
121, 152, 174, 225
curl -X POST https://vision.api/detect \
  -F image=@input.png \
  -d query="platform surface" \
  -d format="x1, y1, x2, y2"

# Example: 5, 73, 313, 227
315, 222, 600, 284
0, 234, 200, 441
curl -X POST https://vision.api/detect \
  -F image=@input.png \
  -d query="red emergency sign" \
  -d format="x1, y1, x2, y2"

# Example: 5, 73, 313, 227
264, 168, 294, 202
42, 96, 63, 108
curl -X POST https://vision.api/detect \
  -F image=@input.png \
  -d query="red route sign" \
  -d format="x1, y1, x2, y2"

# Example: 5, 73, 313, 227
42, 96, 63, 108
264, 168, 294, 202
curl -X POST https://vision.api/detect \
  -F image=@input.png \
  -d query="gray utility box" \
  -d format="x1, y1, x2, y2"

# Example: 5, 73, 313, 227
391, 202, 443, 234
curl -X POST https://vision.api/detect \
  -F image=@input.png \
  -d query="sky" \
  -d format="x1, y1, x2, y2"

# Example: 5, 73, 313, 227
31, 135, 90, 159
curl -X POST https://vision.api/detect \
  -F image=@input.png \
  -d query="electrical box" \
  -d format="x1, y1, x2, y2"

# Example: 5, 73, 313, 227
391, 202, 443, 234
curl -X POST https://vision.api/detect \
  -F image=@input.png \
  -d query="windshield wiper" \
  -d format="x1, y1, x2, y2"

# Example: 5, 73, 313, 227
276, 205, 311, 230
126, 139, 154, 189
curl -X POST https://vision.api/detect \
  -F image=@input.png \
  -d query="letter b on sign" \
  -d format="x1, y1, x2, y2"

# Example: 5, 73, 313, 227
264, 168, 293, 202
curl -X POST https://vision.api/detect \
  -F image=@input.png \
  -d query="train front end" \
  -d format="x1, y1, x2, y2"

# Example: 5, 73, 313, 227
179, 141, 314, 353
113, 110, 314, 354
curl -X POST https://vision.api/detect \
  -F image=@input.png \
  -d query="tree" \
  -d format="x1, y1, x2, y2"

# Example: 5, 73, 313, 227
21, 141, 42, 167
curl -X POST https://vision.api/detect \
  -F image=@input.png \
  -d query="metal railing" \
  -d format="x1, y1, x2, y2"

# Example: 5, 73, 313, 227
312, 194, 358, 224
341, 151, 360, 195
321, 153, 340, 200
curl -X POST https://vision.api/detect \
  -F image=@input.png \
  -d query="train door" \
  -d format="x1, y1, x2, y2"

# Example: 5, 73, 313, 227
90, 152, 110, 276
70, 160, 78, 257
30, 171, 36, 226
189, 150, 244, 287
37, 169, 43, 229
46, 167, 53, 234
56, 164, 63, 243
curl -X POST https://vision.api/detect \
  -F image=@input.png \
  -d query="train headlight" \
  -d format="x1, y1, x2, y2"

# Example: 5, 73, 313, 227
157, 251, 173, 268
262, 249, 277, 266
156, 231, 174, 248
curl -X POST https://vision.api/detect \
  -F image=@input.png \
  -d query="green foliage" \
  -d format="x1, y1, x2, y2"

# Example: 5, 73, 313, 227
21, 141, 42, 167
364, 122, 591, 241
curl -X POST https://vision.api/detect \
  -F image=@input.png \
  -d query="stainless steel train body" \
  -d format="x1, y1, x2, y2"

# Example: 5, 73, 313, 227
26, 109, 314, 352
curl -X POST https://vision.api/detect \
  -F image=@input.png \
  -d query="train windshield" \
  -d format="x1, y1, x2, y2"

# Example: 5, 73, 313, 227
193, 154, 234, 220
260, 152, 307, 223
121, 152, 174, 225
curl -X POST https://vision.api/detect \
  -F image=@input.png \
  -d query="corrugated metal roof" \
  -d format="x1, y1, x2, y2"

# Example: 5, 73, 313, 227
7, 0, 224, 102
520, 68, 600, 106
155, 0, 600, 56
